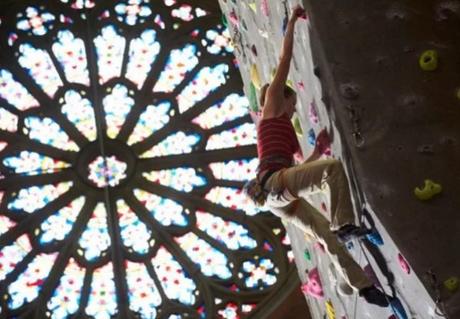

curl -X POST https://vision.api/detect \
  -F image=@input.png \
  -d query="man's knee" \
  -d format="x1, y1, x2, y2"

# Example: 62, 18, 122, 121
327, 159, 345, 173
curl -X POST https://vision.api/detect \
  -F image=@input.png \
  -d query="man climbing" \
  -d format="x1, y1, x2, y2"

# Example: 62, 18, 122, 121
243, 4, 389, 308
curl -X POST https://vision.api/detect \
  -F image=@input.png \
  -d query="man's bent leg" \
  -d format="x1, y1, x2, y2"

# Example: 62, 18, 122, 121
291, 200, 371, 290
280, 159, 356, 230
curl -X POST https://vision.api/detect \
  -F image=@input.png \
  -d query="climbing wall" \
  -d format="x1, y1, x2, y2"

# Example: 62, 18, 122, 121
218, 0, 460, 318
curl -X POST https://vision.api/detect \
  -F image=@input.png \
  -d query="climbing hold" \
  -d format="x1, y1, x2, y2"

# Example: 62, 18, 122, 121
314, 66, 321, 78
340, 83, 360, 100
286, 79, 294, 89
314, 242, 325, 253
296, 10, 308, 20
390, 298, 408, 319
443, 276, 459, 292
241, 19, 248, 31
417, 144, 434, 154
303, 249, 311, 261
316, 129, 331, 156
250, 64, 261, 89
228, 10, 239, 27
456, 87, 460, 100
301, 267, 324, 299
440, 136, 456, 145
414, 179, 442, 201
261, 0, 269, 16
346, 241, 354, 250
282, 16, 288, 35
221, 14, 228, 27
366, 230, 384, 246
419, 50, 438, 71
250, 44, 257, 56
248, 82, 258, 112
325, 300, 336, 319
320, 202, 327, 212
258, 28, 269, 38
248, 2, 257, 13
309, 101, 319, 124
293, 117, 303, 135
398, 253, 411, 274
296, 81, 305, 91
308, 129, 316, 146
328, 263, 354, 296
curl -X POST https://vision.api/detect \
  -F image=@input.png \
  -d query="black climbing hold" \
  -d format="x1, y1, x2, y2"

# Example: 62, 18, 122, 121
340, 83, 360, 100
251, 44, 257, 56
313, 66, 320, 78
417, 144, 434, 154
282, 16, 288, 35
440, 136, 456, 145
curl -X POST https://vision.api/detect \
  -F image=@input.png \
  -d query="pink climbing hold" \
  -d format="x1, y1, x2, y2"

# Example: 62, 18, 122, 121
301, 267, 324, 299
314, 242, 325, 253
316, 129, 332, 156
261, 0, 269, 16
309, 101, 319, 124
229, 10, 239, 27
321, 202, 327, 212
296, 81, 305, 91
398, 253, 411, 274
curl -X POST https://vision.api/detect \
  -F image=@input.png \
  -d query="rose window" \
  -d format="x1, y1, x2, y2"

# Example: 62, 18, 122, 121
0, 1, 297, 318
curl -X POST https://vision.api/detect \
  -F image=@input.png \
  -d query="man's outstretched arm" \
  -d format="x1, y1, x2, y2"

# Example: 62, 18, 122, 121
266, 5, 305, 102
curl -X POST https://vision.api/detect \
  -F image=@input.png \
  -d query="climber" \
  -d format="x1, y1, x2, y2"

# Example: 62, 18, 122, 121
243, 4, 390, 308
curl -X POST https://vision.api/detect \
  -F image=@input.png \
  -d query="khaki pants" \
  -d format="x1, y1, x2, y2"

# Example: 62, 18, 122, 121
264, 159, 371, 290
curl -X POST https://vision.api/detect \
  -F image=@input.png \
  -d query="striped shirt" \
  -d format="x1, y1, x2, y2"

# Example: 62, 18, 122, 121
257, 115, 300, 172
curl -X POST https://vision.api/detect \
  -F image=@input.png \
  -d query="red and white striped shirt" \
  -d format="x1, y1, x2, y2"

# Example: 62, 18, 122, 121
257, 115, 300, 172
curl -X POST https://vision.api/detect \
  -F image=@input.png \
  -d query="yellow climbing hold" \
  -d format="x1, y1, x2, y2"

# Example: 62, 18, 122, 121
414, 179, 442, 200
250, 64, 262, 89
444, 277, 459, 292
248, 2, 257, 13
325, 300, 336, 319
293, 117, 303, 136
456, 87, 460, 100
419, 50, 438, 71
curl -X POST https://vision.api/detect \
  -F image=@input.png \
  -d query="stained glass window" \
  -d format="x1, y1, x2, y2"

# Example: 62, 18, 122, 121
0, 1, 296, 318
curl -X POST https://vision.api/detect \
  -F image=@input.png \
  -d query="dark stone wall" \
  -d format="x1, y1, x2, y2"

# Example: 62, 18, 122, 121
303, 0, 460, 316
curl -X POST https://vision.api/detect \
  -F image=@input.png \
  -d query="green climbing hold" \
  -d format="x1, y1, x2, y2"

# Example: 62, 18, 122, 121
444, 277, 459, 292
222, 14, 228, 27
419, 50, 438, 71
293, 117, 303, 135
414, 179, 442, 200
248, 82, 258, 112
304, 249, 311, 261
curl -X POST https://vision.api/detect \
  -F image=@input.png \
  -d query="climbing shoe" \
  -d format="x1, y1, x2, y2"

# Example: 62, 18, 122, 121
359, 286, 390, 307
335, 224, 371, 242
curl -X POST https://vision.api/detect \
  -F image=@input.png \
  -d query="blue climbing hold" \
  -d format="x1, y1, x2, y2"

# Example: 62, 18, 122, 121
390, 298, 408, 319
366, 230, 384, 246
308, 129, 316, 146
